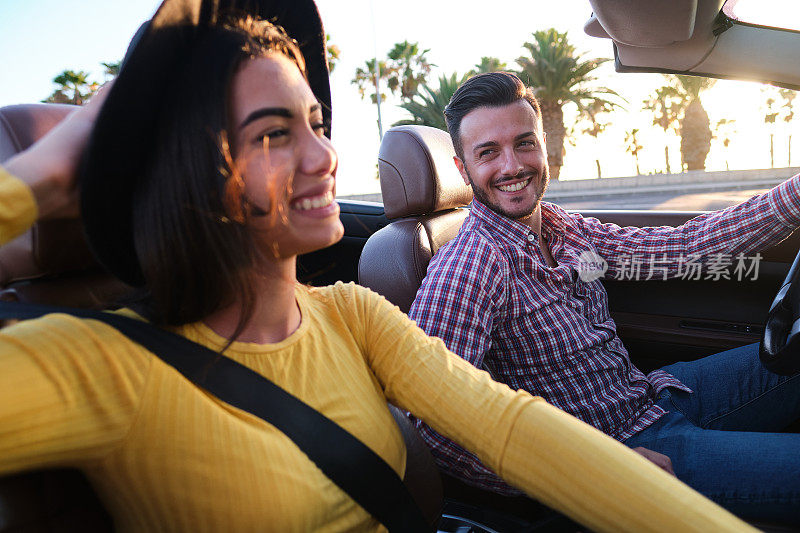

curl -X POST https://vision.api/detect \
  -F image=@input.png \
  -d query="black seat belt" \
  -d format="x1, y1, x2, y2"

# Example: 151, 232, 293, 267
0, 302, 431, 532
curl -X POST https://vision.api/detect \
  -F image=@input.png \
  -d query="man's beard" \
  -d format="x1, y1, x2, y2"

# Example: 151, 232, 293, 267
466, 166, 549, 221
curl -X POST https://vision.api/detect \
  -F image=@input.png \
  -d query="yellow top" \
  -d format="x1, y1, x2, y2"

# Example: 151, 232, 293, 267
0, 166, 751, 532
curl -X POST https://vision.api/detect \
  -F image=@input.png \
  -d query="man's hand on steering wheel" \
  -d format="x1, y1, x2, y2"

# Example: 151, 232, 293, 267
760, 244, 800, 375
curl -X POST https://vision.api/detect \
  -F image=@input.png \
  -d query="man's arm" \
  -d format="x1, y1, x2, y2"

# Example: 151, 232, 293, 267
573, 174, 800, 280
408, 230, 524, 493
408, 232, 506, 369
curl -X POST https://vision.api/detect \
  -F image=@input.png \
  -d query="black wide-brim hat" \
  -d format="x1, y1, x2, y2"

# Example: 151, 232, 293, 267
80, 0, 330, 287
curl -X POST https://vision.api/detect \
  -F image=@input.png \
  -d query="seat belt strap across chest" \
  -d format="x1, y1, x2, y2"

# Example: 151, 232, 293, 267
0, 302, 430, 532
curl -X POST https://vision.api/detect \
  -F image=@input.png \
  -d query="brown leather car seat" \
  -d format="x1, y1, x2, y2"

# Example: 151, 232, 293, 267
358, 125, 473, 313
0, 104, 131, 309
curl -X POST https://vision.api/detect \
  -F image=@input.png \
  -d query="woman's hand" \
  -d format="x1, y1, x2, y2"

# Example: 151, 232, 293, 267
632, 446, 675, 476
3, 83, 113, 220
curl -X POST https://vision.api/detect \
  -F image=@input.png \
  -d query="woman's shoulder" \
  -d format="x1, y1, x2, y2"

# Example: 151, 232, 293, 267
1, 310, 154, 382
5, 308, 141, 342
302, 281, 387, 310
301, 282, 411, 343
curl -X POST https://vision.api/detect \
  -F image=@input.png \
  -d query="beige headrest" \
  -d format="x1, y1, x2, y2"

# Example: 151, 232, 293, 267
378, 125, 473, 220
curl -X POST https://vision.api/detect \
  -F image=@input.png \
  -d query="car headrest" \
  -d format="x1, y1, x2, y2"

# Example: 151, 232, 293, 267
0, 103, 98, 286
378, 125, 473, 220
0, 103, 74, 161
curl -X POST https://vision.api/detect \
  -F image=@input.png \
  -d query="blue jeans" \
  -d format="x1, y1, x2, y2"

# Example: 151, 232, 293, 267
624, 343, 800, 523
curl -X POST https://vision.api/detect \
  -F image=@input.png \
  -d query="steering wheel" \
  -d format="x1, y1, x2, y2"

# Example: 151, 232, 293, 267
760, 248, 800, 375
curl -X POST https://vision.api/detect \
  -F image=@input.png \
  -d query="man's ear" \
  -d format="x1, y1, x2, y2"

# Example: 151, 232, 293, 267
454, 156, 470, 186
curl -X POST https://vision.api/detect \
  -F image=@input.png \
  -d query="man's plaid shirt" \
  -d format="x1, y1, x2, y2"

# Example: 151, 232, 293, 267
408, 175, 800, 495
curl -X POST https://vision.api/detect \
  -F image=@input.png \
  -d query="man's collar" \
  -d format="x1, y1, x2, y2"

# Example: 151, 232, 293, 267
470, 198, 567, 243
470, 198, 537, 245
540, 202, 567, 235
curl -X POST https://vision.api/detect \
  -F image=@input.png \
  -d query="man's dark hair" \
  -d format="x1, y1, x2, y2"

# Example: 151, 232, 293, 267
444, 72, 541, 160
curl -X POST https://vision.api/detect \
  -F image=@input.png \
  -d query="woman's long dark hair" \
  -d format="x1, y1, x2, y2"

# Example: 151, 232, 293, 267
130, 17, 307, 341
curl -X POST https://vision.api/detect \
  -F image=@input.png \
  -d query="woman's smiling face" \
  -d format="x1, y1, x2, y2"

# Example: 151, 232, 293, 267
229, 53, 343, 259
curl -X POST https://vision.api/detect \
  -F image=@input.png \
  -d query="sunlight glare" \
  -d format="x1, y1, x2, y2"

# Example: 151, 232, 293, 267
726, 0, 800, 32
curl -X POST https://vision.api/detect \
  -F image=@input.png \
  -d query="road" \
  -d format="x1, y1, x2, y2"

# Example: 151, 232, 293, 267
544, 187, 774, 211
339, 187, 777, 212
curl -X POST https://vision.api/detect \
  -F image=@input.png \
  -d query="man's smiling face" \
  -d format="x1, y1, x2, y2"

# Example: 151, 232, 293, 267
454, 99, 549, 221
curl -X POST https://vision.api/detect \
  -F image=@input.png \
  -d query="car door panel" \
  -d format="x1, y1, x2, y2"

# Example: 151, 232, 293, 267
584, 210, 800, 372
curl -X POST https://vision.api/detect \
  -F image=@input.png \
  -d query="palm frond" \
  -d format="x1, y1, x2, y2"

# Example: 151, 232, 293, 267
393, 73, 467, 131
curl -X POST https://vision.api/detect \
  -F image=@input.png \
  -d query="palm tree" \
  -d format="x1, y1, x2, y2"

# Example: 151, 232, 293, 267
779, 88, 796, 166
643, 85, 681, 173
352, 41, 432, 140
385, 41, 433, 100
352, 58, 392, 104
674, 75, 715, 171
763, 92, 779, 168
625, 128, 644, 175
579, 100, 612, 178
325, 34, 340, 74
516, 28, 620, 180
469, 57, 507, 76
102, 61, 121, 79
43, 70, 94, 105
712, 118, 737, 171
393, 73, 467, 131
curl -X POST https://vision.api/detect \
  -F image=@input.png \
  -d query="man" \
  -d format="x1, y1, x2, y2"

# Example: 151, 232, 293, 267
408, 72, 800, 523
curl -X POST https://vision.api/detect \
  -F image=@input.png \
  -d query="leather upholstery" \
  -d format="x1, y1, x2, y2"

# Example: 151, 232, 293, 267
0, 218, 108, 290
0, 271, 132, 309
360, 125, 472, 313
0, 104, 74, 162
0, 470, 112, 532
0, 104, 131, 307
360, 125, 477, 523
0, 104, 114, 289
388, 405, 443, 527
359, 209, 468, 313
378, 125, 472, 220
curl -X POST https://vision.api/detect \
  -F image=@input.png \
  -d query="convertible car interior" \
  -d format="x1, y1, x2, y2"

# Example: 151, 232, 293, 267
358, 123, 800, 532
1, 0, 799, 530
2, 101, 798, 532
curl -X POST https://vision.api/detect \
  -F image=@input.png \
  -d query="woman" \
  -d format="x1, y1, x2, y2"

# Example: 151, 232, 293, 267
0, 2, 752, 531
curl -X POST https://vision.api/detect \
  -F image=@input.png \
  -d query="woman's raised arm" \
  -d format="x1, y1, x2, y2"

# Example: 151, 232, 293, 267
3, 85, 110, 223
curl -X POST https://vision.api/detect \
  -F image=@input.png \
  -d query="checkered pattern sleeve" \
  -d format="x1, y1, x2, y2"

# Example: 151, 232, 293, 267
408, 231, 522, 493
408, 231, 508, 368
573, 174, 800, 280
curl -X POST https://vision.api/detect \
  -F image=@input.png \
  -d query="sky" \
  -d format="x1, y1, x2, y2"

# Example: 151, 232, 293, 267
1, 0, 797, 196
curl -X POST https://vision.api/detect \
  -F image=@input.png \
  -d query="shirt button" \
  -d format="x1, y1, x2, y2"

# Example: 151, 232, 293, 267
527, 234, 536, 242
